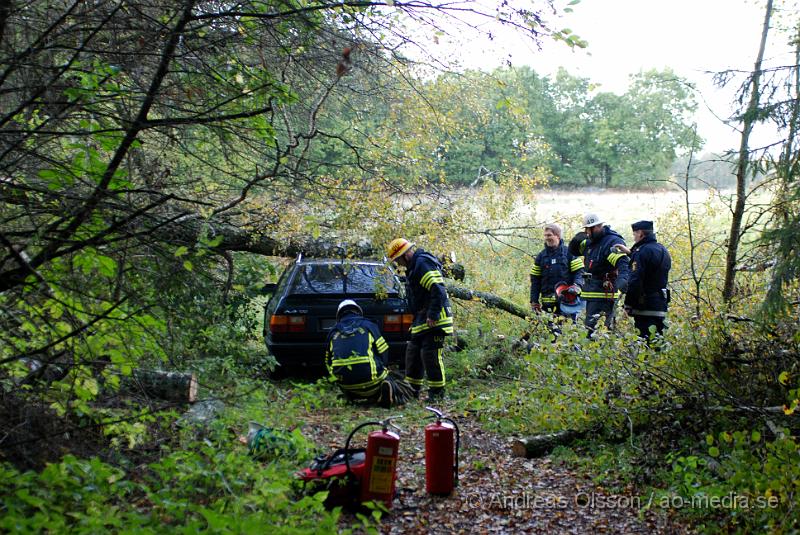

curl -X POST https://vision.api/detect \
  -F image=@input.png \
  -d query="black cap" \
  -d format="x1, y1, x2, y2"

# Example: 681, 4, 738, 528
631, 220, 653, 231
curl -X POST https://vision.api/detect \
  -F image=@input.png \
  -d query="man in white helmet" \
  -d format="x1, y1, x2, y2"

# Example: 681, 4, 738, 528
580, 213, 631, 335
325, 299, 415, 407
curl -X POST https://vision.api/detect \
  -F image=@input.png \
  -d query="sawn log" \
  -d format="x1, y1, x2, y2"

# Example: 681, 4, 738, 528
121, 369, 198, 404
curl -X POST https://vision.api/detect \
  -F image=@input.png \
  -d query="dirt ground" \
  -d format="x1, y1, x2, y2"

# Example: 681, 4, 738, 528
300, 401, 689, 534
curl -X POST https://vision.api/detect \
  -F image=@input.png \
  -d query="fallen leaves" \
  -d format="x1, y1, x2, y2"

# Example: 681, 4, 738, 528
298, 402, 685, 534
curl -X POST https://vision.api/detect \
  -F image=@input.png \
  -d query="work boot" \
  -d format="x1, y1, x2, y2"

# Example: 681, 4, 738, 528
427, 387, 445, 401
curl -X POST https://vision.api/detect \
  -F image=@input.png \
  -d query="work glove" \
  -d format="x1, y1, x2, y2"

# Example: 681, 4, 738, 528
531, 302, 542, 313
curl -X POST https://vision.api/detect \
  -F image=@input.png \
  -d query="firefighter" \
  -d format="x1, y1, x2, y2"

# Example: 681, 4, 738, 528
530, 223, 584, 322
623, 221, 672, 342
581, 213, 631, 335
326, 299, 415, 407
386, 238, 453, 400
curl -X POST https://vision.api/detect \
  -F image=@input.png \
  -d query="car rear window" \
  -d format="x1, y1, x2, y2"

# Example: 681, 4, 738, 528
288, 263, 398, 295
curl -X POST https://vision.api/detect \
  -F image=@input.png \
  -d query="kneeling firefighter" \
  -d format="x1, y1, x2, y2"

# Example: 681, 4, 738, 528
387, 238, 454, 400
326, 299, 415, 407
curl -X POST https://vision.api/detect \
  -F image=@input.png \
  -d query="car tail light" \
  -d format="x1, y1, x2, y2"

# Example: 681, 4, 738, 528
287, 315, 306, 333
383, 314, 401, 332
269, 314, 288, 333
269, 315, 306, 334
384, 313, 415, 333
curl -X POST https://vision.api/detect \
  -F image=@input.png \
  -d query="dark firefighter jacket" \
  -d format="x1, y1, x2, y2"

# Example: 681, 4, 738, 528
325, 311, 389, 397
405, 249, 453, 338
530, 240, 585, 305
623, 233, 672, 316
583, 226, 631, 300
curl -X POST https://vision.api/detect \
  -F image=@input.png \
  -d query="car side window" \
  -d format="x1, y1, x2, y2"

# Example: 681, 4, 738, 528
273, 264, 293, 296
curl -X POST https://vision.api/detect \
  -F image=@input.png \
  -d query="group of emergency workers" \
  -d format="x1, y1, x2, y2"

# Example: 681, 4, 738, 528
325, 216, 671, 407
530, 214, 672, 340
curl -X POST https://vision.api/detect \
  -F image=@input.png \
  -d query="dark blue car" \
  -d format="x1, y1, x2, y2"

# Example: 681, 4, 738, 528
262, 256, 412, 376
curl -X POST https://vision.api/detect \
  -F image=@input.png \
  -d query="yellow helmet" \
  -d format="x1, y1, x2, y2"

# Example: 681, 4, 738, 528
386, 238, 413, 261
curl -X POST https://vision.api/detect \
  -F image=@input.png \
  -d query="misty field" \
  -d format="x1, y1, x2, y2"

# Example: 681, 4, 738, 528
529, 188, 726, 230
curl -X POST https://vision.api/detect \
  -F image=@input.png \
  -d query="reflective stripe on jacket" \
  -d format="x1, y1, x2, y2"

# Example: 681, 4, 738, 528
406, 249, 453, 337
530, 240, 585, 304
325, 312, 389, 397
583, 226, 631, 300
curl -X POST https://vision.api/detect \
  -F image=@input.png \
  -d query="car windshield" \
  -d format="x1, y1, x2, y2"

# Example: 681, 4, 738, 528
288, 263, 398, 295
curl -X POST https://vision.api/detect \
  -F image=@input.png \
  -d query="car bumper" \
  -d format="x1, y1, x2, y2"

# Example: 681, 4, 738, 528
266, 339, 408, 368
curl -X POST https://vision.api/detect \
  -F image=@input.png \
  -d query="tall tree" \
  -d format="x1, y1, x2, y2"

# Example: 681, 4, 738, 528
0, 1, 565, 434
722, 0, 774, 303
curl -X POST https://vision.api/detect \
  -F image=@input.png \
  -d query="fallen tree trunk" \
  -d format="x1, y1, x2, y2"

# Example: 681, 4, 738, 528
19, 361, 199, 404
151, 216, 467, 280
446, 283, 528, 319
120, 369, 198, 404
511, 429, 587, 458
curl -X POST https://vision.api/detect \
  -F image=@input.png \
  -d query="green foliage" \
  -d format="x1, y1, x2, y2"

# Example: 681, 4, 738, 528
544, 68, 700, 187
0, 401, 340, 534
658, 430, 799, 533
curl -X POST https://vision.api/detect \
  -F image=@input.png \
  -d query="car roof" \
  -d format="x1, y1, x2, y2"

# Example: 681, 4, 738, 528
295, 258, 385, 266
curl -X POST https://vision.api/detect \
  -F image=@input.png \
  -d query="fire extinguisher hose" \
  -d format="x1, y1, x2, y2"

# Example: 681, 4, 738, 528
443, 416, 460, 487
344, 420, 382, 477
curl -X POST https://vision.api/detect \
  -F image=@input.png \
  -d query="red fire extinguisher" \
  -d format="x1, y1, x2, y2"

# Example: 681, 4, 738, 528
424, 406, 460, 495
344, 416, 402, 508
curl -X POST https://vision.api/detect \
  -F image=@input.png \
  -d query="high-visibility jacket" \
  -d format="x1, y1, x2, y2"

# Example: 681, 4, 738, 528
530, 240, 585, 305
405, 249, 453, 338
582, 226, 631, 300
325, 312, 389, 397
624, 233, 671, 316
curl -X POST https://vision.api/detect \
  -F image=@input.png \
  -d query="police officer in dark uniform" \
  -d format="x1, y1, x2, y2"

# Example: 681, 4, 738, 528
326, 299, 415, 407
387, 238, 453, 400
581, 213, 631, 335
623, 221, 672, 342
530, 223, 584, 320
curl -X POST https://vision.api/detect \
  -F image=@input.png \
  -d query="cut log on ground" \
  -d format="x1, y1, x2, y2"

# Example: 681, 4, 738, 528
511, 429, 587, 458
121, 370, 198, 404
446, 283, 528, 319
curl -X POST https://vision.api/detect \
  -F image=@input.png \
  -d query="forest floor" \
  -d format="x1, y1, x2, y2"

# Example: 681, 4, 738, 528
295, 391, 690, 534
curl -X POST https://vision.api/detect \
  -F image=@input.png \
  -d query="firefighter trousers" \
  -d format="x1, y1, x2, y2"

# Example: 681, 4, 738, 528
584, 299, 616, 336
542, 303, 577, 338
405, 331, 446, 396
633, 315, 666, 341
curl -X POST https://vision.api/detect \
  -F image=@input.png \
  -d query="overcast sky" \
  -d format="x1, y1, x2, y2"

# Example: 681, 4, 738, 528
444, 0, 795, 153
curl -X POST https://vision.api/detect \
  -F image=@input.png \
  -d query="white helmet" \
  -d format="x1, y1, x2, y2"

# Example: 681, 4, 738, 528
336, 299, 362, 320
582, 213, 605, 228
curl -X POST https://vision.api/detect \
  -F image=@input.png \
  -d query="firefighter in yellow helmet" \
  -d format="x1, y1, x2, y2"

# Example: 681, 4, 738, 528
386, 238, 454, 400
